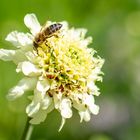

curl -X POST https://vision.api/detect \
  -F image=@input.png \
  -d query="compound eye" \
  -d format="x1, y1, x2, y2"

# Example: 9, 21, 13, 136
35, 34, 41, 42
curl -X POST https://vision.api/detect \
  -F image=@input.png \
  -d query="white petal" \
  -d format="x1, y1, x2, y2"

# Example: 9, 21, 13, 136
26, 102, 40, 117
83, 94, 99, 115
73, 101, 85, 111
42, 95, 52, 110
29, 109, 47, 124
0, 49, 15, 61
14, 50, 28, 64
0, 49, 28, 64
72, 93, 86, 111
69, 28, 86, 41
32, 89, 45, 103
87, 81, 100, 96
5, 31, 33, 47
24, 13, 41, 35
77, 28, 87, 38
16, 62, 22, 73
36, 79, 50, 92
45, 101, 54, 113
79, 110, 90, 122
59, 98, 72, 118
58, 117, 66, 132
25, 51, 36, 62
20, 61, 41, 76
84, 94, 95, 104
89, 104, 99, 115
80, 37, 92, 48
60, 21, 69, 30
53, 93, 62, 109
7, 77, 37, 100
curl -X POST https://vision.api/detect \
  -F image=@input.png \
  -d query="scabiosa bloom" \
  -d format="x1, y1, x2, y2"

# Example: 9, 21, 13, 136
0, 13, 104, 131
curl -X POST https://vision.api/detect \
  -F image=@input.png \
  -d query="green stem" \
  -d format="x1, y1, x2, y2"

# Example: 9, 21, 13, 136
21, 117, 34, 140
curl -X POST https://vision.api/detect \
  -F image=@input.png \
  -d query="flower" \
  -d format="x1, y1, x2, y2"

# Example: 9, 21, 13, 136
0, 13, 104, 131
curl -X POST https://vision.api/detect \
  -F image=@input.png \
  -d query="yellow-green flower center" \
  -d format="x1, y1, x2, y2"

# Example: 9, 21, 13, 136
36, 34, 95, 96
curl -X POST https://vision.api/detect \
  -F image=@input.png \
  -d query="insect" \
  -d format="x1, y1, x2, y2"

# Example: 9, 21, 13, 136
33, 23, 62, 48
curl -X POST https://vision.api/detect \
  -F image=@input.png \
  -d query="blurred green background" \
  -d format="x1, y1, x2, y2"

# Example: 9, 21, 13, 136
0, 0, 140, 140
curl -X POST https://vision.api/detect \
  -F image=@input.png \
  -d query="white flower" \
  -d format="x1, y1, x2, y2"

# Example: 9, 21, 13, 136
0, 13, 104, 131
